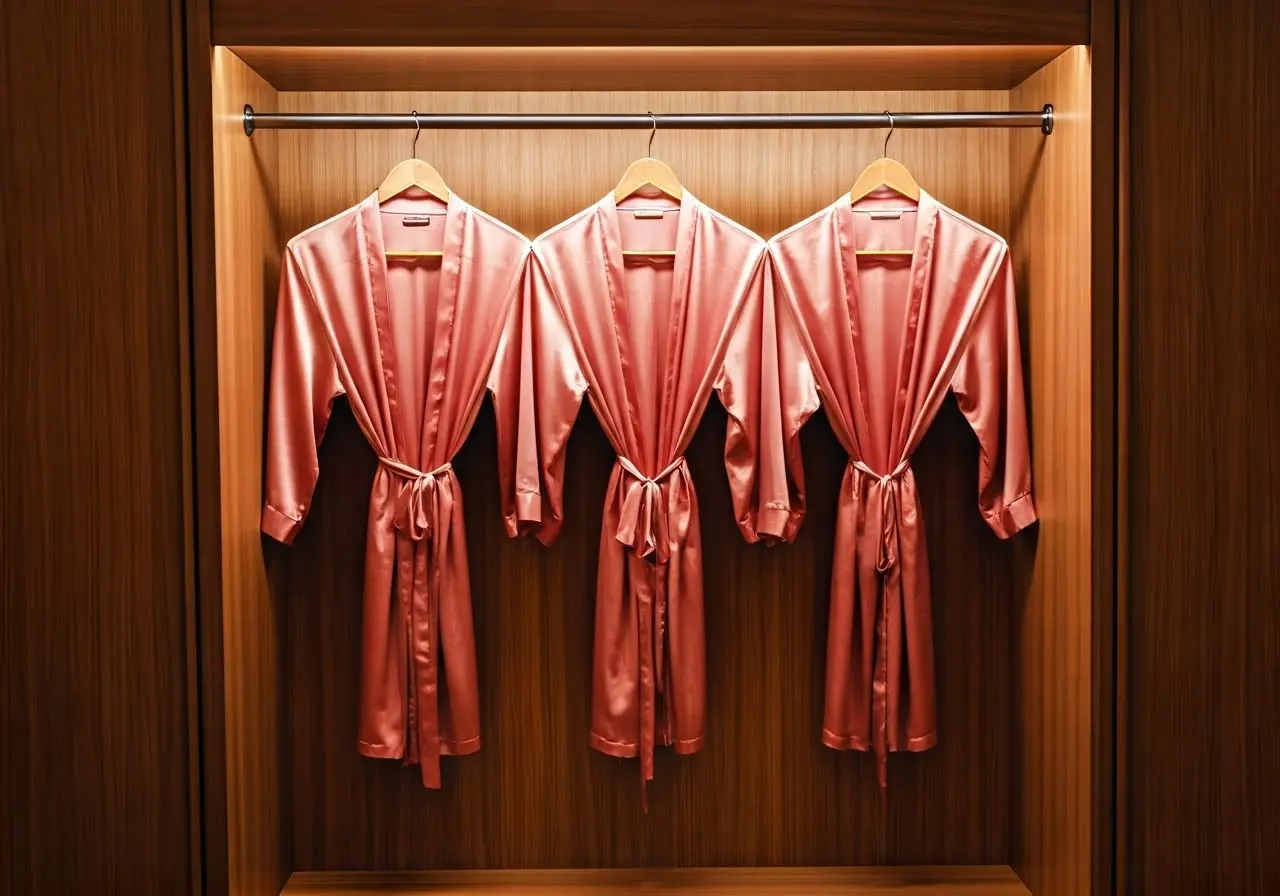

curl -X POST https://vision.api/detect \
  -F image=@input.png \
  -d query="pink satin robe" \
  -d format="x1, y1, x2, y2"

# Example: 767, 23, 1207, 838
262, 191, 530, 787
519, 191, 797, 803
768, 190, 1037, 787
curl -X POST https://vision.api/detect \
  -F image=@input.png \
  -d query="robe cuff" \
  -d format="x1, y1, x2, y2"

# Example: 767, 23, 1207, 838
755, 502, 801, 544
515, 489, 542, 526
985, 492, 1037, 540
262, 503, 301, 544
502, 491, 544, 538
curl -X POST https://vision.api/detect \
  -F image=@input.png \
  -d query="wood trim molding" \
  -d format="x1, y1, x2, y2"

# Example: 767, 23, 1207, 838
210, 0, 1090, 48
172, 0, 205, 890
1112, 1, 1130, 889
183, 0, 232, 893
1090, 0, 1125, 894
283, 866, 1032, 894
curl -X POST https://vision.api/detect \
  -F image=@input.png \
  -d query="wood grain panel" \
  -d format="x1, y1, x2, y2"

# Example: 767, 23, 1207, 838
1127, 0, 1280, 893
275, 90, 1012, 240
230, 46, 1068, 93
212, 46, 289, 896
1009, 47, 1093, 896
0, 0, 192, 892
248, 88, 1029, 870
1088, 2, 1120, 894
212, 1, 1088, 47
283, 865, 1031, 894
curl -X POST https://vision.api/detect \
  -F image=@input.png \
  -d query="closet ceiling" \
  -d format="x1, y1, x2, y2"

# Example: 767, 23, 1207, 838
229, 45, 1070, 92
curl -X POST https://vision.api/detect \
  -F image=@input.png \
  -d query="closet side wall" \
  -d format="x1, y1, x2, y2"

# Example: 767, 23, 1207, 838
264, 88, 1031, 871
212, 46, 289, 896
1009, 47, 1093, 896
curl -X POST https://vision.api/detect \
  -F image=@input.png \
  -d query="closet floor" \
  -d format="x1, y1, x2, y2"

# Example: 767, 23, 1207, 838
283, 865, 1030, 895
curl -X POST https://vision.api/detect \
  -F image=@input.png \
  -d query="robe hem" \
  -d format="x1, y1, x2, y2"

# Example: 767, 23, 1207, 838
590, 732, 704, 757
358, 734, 481, 759
261, 503, 301, 544
821, 728, 937, 752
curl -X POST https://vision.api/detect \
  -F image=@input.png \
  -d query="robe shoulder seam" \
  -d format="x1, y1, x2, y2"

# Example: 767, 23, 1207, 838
465, 202, 533, 247
934, 203, 1009, 254
531, 201, 603, 245
284, 198, 366, 250
700, 202, 767, 244
767, 201, 836, 246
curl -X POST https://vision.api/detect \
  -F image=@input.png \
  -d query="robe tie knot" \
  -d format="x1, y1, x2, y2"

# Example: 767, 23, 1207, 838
852, 458, 911, 575
614, 455, 690, 566
614, 454, 694, 810
379, 456, 454, 542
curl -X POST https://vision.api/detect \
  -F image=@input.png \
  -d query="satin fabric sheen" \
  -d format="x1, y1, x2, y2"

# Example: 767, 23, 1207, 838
261, 192, 530, 787
768, 190, 1037, 788
518, 192, 802, 804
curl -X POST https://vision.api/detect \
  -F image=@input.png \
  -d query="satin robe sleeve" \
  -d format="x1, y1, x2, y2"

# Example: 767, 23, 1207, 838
488, 250, 544, 538
950, 251, 1038, 539
261, 244, 345, 545
522, 251, 588, 546
717, 256, 815, 544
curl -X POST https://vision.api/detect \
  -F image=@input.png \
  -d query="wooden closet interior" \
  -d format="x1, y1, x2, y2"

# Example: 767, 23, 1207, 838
202, 23, 1108, 896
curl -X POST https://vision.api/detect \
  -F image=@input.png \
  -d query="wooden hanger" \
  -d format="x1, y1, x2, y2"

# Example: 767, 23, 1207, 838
850, 112, 921, 257
378, 111, 449, 259
615, 114, 683, 257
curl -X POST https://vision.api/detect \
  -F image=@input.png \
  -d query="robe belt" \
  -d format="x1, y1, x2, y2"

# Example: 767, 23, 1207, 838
852, 458, 911, 574
379, 457, 454, 541
851, 456, 912, 792
614, 455, 689, 565
378, 455, 454, 788
613, 454, 691, 811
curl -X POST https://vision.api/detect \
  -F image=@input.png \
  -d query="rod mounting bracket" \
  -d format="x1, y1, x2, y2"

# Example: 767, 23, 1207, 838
1041, 103, 1054, 136
244, 104, 255, 137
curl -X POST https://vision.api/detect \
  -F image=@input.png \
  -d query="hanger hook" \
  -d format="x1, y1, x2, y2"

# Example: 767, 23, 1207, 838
411, 110, 421, 159
648, 111, 657, 157
883, 110, 894, 157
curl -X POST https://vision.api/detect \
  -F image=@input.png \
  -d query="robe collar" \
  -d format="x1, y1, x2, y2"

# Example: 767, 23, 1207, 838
360, 190, 469, 465
833, 189, 939, 471
595, 189, 700, 473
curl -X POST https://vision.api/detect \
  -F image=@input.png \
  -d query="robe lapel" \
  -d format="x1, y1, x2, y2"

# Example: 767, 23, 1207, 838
836, 191, 940, 470
416, 192, 466, 468
886, 192, 938, 462
655, 192, 699, 461
597, 196, 645, 465
362, 191, 408, 461
830, 201, 876, 461
599, 192, 697, 471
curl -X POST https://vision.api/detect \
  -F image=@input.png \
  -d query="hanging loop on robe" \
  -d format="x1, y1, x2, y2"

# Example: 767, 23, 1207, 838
380, 456, 455, 541
852, 458, 911, 574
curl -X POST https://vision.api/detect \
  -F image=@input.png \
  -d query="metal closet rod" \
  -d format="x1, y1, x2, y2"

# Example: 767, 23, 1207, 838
243, 104, 1055, 136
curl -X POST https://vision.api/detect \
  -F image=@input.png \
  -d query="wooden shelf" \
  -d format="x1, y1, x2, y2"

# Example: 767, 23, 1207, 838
229, 45, 1069, 93
283, 866, 1030, 895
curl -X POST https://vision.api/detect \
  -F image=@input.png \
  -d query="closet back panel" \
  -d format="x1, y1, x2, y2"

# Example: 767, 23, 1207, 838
211, 55, 1095, 884
271, 89, 1017, 870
